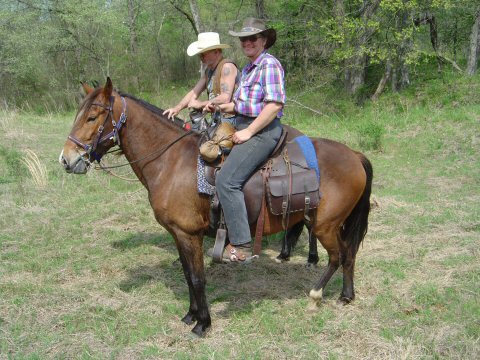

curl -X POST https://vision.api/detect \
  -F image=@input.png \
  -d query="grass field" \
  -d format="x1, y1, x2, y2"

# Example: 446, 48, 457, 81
1, 74, 479, 359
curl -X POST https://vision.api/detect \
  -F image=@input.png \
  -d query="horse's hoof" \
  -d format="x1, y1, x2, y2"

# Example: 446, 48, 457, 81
181, 312, 196, 325
309, 288, 323, 301
191, 322, 211, 338
306, 298, 320, 312
275, 255, 289, 263
305, 262, 317, 269
337, 296, 354, 305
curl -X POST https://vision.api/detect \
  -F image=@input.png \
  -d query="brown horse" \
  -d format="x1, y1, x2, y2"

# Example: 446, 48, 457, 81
59, 78, 373, 337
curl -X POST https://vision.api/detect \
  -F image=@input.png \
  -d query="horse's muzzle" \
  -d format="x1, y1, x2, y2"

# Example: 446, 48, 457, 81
59, 151, 89, 174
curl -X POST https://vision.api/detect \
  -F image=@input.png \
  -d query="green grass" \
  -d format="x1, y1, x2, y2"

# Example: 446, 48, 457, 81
1, 72, 479, 359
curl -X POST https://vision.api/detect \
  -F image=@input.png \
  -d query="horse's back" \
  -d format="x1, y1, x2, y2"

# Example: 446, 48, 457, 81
312, 137, 366, 181
311, 137, 368, 224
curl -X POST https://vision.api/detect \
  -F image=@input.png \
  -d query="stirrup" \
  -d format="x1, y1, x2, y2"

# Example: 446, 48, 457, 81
212, 228, 227, 263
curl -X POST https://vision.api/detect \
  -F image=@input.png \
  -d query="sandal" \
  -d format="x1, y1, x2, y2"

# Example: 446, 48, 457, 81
206, 242, 258, 263
223, 243, 258, 263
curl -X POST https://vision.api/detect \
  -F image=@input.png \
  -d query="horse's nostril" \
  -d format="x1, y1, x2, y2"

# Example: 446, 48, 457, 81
60, 155, 71, 171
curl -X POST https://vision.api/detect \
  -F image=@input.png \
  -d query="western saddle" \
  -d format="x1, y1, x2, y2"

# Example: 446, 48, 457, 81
201, 125, 321, 263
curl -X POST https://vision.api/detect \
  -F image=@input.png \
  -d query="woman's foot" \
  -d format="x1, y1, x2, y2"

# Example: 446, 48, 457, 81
223, 243, 258, 263
207, 242, 258, 263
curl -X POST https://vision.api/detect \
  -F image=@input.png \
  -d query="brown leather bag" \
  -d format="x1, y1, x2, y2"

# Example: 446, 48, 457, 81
199, 122, 235, 162
267, 168, 320, 216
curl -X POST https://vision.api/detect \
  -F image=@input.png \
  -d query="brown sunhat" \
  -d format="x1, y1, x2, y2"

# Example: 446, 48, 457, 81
229, 17, 277, 49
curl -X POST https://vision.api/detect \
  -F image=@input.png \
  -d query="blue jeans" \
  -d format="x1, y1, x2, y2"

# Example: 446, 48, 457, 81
216, 116, 282, 245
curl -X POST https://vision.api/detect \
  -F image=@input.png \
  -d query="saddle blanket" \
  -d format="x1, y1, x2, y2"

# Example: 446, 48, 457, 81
294, 135, 320, 180
197, 156, 216, 195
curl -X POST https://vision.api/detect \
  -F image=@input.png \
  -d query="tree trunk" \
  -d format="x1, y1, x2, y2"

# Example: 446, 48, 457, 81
371, 60, 391, 101
394, 9, 411, 91
255, 0, 266, 19
127, 0, 139, 90
345, 0, 380, 95
467, 8, 480, 75
188, 0, 204, 34
414, 12, 443, 73
345, 55, 367, 95
400, 62, 410, 89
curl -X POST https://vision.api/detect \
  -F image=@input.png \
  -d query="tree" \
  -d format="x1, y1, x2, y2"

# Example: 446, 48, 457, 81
127, 0, 140, 90
467, 7, 480, 75
169, 0, 203, 35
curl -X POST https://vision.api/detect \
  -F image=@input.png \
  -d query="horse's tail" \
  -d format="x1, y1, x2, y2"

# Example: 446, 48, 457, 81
341, 153, 373, 254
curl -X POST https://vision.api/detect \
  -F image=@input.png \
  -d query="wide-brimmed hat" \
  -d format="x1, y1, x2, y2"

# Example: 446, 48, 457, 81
228, 17, 277, 49
187, 32, 230, 57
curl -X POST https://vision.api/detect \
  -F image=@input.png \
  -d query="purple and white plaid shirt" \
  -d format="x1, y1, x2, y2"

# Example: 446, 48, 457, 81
233, 51, 286, 118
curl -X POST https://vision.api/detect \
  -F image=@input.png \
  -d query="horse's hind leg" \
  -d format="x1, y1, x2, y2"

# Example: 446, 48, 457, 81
309, 229, 340, 303
338, 242, 358, 304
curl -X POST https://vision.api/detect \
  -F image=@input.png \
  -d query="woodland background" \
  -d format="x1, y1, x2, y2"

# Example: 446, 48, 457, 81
1, 0, 479, 111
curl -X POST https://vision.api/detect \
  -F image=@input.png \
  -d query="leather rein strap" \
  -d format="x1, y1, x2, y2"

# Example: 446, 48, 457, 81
253, 160, 272, 256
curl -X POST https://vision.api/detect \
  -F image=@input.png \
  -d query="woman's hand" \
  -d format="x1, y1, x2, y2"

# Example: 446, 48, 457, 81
232, 128, 254, 144
203, 102, 217, 113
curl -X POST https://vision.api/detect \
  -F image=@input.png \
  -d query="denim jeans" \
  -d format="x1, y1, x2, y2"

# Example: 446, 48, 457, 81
216, 116, 282, 245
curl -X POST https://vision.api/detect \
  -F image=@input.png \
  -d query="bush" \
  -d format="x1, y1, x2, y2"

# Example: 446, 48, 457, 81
357, 121, 385, 151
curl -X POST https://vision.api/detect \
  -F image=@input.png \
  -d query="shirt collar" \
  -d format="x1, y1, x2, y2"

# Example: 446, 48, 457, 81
251, 50, 267, 66
244, 50, 267, 74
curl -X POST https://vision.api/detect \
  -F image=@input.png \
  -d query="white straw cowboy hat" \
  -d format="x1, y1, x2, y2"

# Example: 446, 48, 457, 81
229, 17, 277, 49
187, 32, 230, 57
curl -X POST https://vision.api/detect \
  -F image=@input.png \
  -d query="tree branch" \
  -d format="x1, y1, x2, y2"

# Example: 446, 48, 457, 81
169, 0, 198, 35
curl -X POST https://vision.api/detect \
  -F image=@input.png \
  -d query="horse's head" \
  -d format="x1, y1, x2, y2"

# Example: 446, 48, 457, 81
59, 77, 123, 174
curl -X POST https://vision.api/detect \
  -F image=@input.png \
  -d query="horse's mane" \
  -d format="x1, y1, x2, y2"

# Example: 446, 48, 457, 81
118, 91, 166, 117
117, 91, 187, 129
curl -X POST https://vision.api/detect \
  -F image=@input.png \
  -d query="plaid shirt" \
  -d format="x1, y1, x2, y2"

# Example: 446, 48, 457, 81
233, 51, 285, 118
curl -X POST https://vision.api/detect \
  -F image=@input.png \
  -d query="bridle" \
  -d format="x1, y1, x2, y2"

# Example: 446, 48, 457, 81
67, 94, 195, 169
68, 95, 127, 162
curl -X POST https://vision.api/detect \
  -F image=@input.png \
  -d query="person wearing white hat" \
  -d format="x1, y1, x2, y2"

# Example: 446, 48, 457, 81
163, 32, 239, 120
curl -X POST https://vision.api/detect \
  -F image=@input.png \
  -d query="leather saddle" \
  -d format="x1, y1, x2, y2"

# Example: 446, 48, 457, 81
204, 127, 321, 233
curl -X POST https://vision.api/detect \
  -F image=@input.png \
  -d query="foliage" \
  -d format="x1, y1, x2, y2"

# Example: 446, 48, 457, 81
0, 144, 27, 183
0, 0, 478, 109
357, 121, 385, 151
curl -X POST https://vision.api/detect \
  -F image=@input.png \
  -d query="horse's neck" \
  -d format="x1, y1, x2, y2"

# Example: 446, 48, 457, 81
118, 98, 196, 185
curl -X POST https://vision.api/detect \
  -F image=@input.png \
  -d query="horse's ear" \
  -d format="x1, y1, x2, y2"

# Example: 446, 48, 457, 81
81, 82, 94, 95
103, 77, 113, 98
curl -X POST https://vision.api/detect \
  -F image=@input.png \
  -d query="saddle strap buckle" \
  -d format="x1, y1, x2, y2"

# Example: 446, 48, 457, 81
304, 180, 311, 223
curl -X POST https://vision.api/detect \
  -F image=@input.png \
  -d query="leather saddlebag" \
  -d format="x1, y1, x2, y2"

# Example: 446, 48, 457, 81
266, 168, 320, 216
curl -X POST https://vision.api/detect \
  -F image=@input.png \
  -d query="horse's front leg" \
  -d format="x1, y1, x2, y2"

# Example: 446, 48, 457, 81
173, 232, 211, 337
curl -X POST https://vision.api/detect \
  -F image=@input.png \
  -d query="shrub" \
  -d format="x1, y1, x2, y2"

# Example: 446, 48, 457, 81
357, 121, 385, 151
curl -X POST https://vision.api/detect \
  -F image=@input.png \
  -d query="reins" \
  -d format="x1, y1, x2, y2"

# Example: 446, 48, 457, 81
96, 129, 194, 170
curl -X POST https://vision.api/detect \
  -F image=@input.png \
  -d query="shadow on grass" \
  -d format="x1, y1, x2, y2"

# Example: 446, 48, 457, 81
115, 232, 344, 317
111, 232, 175, 251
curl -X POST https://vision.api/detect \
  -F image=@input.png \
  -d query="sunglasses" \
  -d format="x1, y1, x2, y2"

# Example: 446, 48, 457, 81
240, 35, 262, 42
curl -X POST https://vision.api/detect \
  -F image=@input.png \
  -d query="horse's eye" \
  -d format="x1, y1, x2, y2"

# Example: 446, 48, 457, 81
87, 116, 97, 122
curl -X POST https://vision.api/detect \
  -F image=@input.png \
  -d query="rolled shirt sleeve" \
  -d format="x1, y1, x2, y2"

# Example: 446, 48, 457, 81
262, 61, 286, 105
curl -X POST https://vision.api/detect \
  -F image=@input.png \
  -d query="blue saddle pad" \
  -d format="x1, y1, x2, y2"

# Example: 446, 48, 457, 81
294, 135, 320, 180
